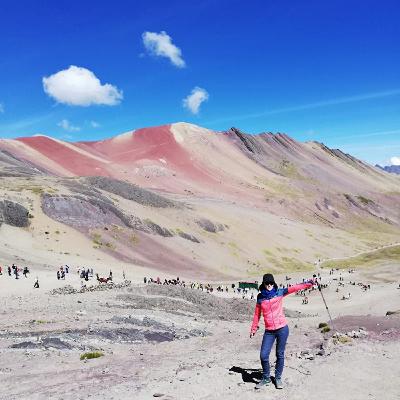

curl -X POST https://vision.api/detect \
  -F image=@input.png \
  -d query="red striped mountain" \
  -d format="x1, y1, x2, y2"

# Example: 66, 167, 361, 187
1, 123, 399, 277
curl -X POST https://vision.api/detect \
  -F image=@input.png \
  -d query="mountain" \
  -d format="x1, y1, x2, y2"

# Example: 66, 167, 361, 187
1, 123, 399, 279
376, 164, 400, 175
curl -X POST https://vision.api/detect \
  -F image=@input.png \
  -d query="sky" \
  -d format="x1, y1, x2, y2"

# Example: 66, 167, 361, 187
0, 0, 399, 166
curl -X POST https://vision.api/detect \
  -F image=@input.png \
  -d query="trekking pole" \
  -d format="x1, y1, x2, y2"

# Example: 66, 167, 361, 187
313, 275, 336, 332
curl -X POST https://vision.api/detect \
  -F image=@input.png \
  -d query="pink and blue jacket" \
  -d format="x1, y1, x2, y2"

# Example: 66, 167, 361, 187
250, 282, 313, 333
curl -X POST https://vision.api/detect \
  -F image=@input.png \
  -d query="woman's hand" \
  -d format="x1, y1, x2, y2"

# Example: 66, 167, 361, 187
250, 326, 258, 338
306, 277, 317, 285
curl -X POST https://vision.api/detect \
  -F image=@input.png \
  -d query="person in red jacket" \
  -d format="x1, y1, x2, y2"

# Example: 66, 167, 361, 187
250, 273, 314, 390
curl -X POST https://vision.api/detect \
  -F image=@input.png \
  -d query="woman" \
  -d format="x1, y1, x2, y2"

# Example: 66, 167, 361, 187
250, 273, 315, 389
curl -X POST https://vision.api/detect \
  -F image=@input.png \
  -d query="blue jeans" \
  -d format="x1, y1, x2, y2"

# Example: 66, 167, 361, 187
260, 325, 289, 380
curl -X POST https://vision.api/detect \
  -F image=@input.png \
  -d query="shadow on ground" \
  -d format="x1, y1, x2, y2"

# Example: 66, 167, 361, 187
229, 366, 262, 384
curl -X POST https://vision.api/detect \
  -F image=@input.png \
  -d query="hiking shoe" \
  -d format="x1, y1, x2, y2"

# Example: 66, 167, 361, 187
255, 377, 271, 389
275, 378, 283, 389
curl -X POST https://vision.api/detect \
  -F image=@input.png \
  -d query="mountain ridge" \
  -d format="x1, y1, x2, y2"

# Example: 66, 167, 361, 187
376, 164, 400, 175
0, 122, 399, 278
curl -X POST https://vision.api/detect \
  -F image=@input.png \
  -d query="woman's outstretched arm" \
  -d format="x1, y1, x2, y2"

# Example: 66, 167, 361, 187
283, 280, 315, 296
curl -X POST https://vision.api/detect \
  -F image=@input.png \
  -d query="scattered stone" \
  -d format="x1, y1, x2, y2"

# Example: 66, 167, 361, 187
195, 218, 225, 233
10, 337, 72, 350
49, 281, 131, 295
345, 328, 368, 338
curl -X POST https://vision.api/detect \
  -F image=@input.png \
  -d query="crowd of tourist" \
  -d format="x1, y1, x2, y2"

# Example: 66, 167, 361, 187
0, 261, 381, 302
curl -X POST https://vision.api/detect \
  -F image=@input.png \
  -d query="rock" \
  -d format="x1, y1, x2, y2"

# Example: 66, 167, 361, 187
153, 393, 165, 398
345, 329, 367, 339
177, 231, 200, 243
49, 281, 131, 296
196, 218, 225, 233
84, 176, 180, 208
386, 310, 400, 316
0, 200, 30, 227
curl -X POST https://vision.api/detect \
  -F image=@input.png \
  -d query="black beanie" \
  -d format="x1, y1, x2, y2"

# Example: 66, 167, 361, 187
263, 273, 275, 284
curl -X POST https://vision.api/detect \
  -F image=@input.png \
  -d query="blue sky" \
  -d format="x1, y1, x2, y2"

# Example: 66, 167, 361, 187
0, 0, 399, 165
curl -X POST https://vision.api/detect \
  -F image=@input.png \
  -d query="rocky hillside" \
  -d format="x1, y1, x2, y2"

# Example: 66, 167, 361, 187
0, 123, 399, 278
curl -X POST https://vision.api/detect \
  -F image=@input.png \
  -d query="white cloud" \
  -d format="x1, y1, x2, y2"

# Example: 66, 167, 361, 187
43, 65, 123, 106
183, 87, 209, 114
142, 31, 185, 68
90, 120, 101, 128
390, 156, 400, 165
0, 103, 4, 113
57, 119, 81, 132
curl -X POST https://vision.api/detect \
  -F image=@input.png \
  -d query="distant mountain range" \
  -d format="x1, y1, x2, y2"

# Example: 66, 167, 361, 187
376, 164, 400, 175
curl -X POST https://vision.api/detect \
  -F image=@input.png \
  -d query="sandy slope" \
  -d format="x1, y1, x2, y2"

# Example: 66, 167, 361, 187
0, 263, 399, 400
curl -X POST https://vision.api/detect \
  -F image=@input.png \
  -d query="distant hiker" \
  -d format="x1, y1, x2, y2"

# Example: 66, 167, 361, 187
8, 266, 11, 276
123, 271, 126, 280
33, 278, 39, 288
57, 271, 60, 280
250, 273, 315, 390
65, 265, 69, 273
109, 270, 113, 281
144, 277, 147, 284
61, 270, 65, 280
